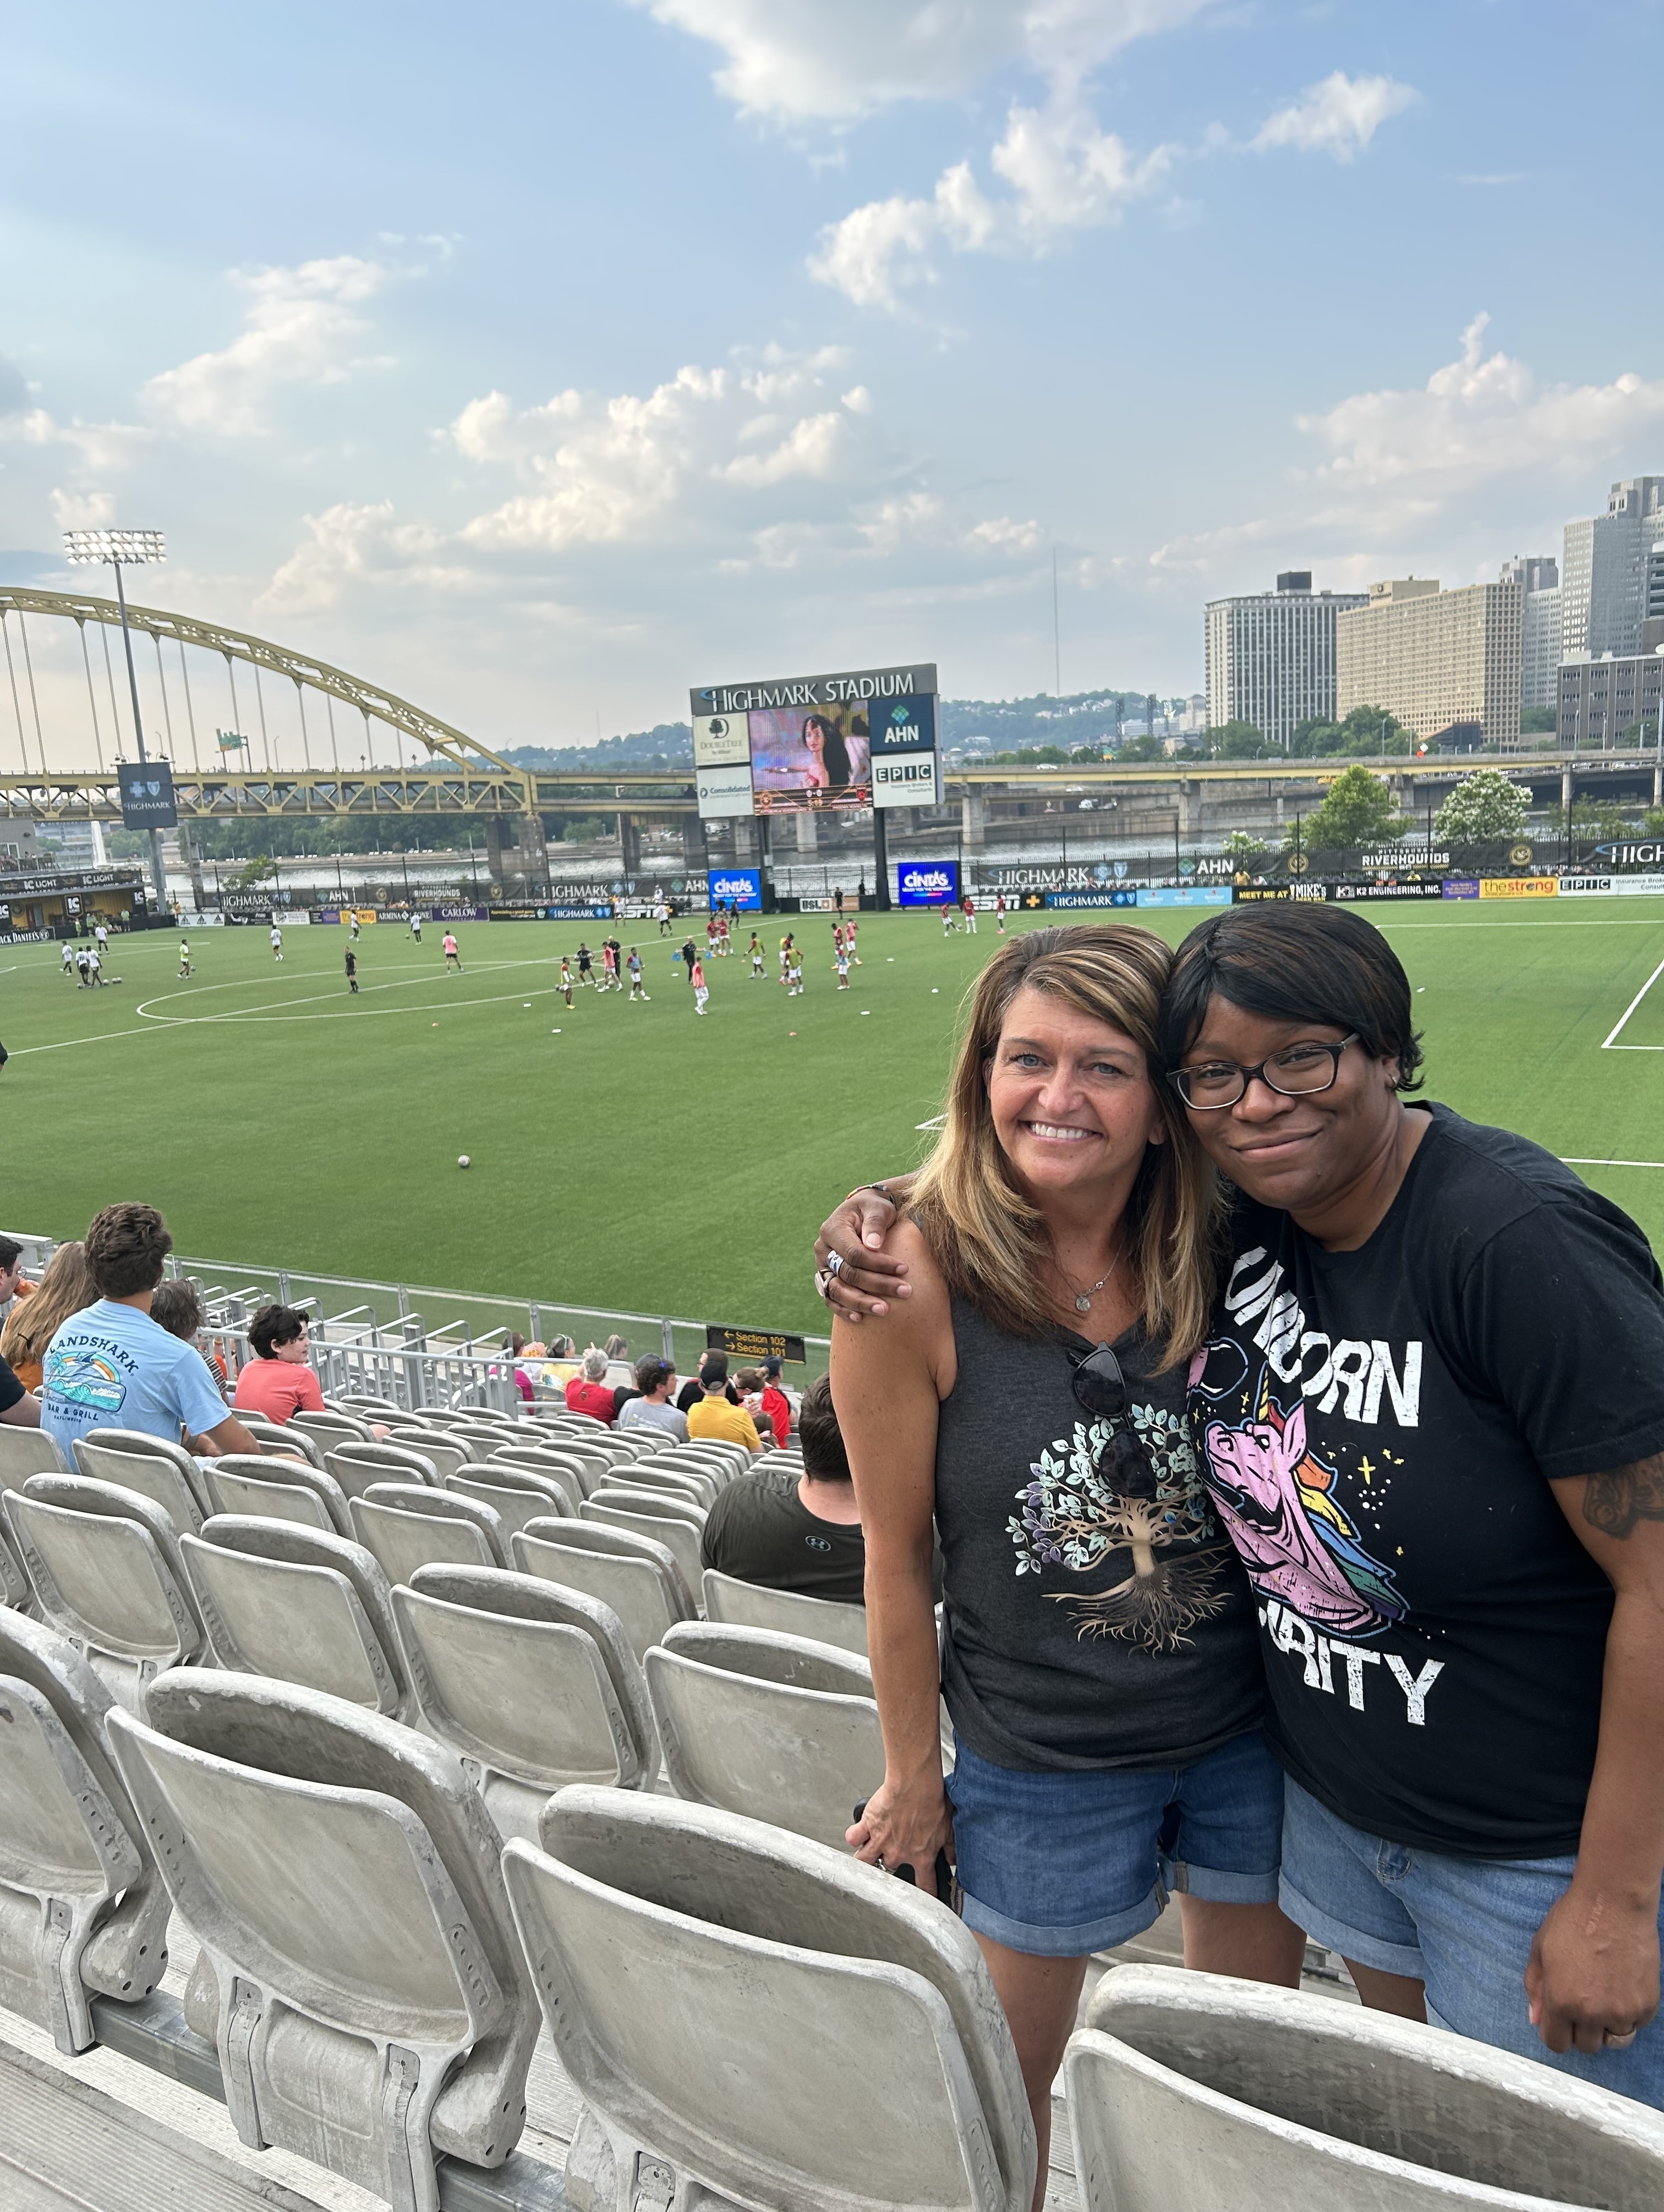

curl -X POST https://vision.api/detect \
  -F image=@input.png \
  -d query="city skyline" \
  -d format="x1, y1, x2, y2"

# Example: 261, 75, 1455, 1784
3, 2, 1663, 751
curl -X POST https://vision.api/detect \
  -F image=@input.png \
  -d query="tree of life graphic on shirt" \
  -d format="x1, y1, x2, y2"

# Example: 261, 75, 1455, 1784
1008, 1403, 1230, 1652
1191, 1353, 1405, 1635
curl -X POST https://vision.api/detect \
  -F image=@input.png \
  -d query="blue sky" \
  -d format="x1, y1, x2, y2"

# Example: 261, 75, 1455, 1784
3, 1, 1661, 754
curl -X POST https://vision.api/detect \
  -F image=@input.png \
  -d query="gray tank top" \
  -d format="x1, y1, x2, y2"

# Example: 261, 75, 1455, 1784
935, 1296, 1262, 1771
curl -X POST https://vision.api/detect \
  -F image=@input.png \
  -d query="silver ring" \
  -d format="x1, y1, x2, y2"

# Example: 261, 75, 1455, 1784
814, 1269, 833, 1302
1603, 2029, 1638, 2049
825, 1249, 845, 1279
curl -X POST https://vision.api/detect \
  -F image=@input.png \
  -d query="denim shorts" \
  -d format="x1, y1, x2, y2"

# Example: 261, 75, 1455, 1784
943, 1728, 1284, 1958
1280, 1777, 1664, 2107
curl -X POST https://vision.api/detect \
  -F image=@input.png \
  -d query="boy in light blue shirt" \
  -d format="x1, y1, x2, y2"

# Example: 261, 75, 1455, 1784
40, 1203, 258, 1461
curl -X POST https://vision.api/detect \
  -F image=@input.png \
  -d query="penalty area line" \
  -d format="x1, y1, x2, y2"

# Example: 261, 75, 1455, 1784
1602, 953, 1664, 1050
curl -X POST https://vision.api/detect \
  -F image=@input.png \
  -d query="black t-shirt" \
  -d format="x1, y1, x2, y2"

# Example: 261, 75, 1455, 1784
0, 1353, 24, 1414
1190, 1102, 1664, 1859
702, 1468, 867, 1602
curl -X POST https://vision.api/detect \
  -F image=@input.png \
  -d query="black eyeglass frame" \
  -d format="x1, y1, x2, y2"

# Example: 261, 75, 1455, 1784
1165, 1032, 1361, 1112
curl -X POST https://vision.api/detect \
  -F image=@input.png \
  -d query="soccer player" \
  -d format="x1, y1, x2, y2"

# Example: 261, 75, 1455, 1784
601, 940, 620, 991
577, 941, 596, 987
832, 920, 845, 965
627, 946, 649, 1001
778, 929, 795, 985
271, 924, 284, 961
605, 934, 625, 989
344, 945, 359, 995
95, 921, 108, 954
560, 956, 574, 1006
442, 930, 463, 973
961, 891, 977, 934
941, 901, 955, 937
995, 891, 1006, 934
410, 913, 423, 945
706, 913, 719, 959
691, 955, 709, 1016
681, 934, 698, 984
657, 896, 672, 937
350, 912, 361, 941
61, 941, 74, 979
749, 930, 765, 979
75, 946, 91, 987
87, 947, 105, 986
835, 947, 851, 990
717, 909, 732, 956
178, 938, 193, 978
787, 945, 804, 996
847, 916, 861, 965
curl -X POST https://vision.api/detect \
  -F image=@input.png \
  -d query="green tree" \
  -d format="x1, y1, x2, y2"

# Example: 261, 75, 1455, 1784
1115, 733, 1164, 762
1336, 704, 1413, 757
1221, 830, 1270, 869
1645, 809, 1664, 836
1202, 720, 1273, 759
1435, 769, 1530, 845
1570, 797, 1633, 844
1293, 766, 1408, 852
1289, 718, 1345, 757
1519, 705, 1557, 735
231, 854, 278, 888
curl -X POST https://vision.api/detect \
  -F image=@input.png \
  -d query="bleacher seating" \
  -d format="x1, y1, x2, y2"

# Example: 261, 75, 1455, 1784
73, 1430, 212, 1535
512, 1518, 696, 1661
324, 1439, 440, 1498
106, 1668, 539, 2212
703, 1567, 870, 1656
349, 1484, 508, 1579
0, 1425, 69, 1484
1066, 1961, 1664, 2210
385, 1425, 474, 1479
502, 1786, 1036, 2212
446, 1464, 576, 1539
204, 1452, 354, 1534
581, 1489, 705, 1591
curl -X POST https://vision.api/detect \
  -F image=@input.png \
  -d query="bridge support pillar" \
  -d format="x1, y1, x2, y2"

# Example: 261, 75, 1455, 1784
484, 815, 514, 893
682, 814, 709, 874
795, 810, 818, 853
1178, 781, 1193, 835
517, 812, 550, 894
962, 790, 986, 846
177, 821, 207, 914
618, 813, 645, 878
1562, 765, 1574, 816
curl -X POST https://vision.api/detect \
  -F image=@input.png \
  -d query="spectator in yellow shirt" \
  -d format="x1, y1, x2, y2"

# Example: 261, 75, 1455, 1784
687, 1353, 763, 1454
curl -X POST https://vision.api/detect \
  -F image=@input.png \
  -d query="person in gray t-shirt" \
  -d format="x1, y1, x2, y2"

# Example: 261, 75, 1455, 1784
617, 1355, 688, 1441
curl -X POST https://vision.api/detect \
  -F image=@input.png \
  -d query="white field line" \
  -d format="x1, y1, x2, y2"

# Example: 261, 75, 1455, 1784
1563, 1159, 1664, 1170
915, 1113, 947, 1132
1602, 953, 1664, 1051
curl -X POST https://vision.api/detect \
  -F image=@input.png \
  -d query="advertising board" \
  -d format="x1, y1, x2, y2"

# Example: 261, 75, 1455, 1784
708, 868, 762, 912
1442, 878, 1480, 898
872, 753, 943, 808
1479, 877, 1557, 899
1046, 890, 1140, 908
1332, 881, 1444, 901
694, 765, 754, 820
118, 762, 177, 828
1142, 886, 1232, 909
896, 861, 959, 907
689, 660, 935, 817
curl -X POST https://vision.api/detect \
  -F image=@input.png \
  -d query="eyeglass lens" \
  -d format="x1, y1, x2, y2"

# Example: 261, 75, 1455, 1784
1181, 1041, 1341, 1107
1070, 1345, 1127, 1420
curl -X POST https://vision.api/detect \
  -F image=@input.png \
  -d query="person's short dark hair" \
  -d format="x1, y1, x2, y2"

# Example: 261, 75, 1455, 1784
1157, 903, 1425, 1091
0, 1236, 21, 1274
634, 1354, 674, 1395
797, 1374, 851, 1484
761, 1355, 782, 1380
249, 1303, 310, 1360
701, 1351, 730, 1388
149, 1278, 205, 1342
84, 1203, 172, 1299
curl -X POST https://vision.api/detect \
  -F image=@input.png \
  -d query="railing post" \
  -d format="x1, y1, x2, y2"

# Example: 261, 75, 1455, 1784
661, 1315, 675, 1362
278, 1270, 291, 1305
397, 1285, 410, 1321
529, 1301, 541, 1343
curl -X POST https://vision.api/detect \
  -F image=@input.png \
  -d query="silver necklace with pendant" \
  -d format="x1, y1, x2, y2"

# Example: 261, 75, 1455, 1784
1067, 1243, 1124, 1314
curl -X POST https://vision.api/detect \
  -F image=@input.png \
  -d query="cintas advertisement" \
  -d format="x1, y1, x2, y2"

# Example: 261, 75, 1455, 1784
896, 861, 959, 907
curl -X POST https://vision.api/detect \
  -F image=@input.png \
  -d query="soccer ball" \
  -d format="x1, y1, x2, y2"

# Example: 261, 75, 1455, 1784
457, 1155, 470, 1170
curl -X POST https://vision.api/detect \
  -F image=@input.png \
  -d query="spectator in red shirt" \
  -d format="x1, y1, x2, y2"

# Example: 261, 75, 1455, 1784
757, 1355, 792, 1448
565, 1345, 618, 1424
233, 1303, 327, 1424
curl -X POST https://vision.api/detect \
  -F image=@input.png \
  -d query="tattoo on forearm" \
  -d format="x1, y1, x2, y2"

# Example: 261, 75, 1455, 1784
1583, 1456, 1664, 1540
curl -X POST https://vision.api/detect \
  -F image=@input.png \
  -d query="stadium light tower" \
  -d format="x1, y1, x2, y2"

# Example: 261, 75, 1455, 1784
62, 528, 168, 904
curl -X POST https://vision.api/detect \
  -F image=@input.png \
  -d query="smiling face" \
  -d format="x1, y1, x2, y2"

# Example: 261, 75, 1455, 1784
273, 1324, 310, 1364
1176, 997, 1402, 1216
985, 984, 1164, 1201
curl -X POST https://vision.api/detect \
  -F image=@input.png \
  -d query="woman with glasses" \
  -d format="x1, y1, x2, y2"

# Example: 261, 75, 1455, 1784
829, 926, 1303, 2198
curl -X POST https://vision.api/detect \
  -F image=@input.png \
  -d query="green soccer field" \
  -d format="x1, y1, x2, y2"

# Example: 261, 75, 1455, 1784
3, 899, 1662, 1340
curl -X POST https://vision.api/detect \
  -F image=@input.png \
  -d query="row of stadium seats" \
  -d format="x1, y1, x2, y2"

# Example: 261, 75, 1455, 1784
3, 1402, 1662, 2212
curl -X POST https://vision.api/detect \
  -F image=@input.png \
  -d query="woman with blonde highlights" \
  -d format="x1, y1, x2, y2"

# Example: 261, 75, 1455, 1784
0, 1242, 97, 1395
830, 926, 1300, 2199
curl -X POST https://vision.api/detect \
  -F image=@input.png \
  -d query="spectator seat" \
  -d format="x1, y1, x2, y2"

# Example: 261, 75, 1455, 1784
385, 1428, 473, 1481
204, 1454, 353, 1536
487, 1446, 589, 1513
351, 1485, 507, 1580
324, 1440, 439, 1500
233, 1411, 327, 1467
512, 1520, 696, 1663
703, 1568, 869, 1658
446, 1467, 574, 1541
290, 1408, 376, 1449
74, 1430, 212, 1535
582, 1493, 705, 1593
0, 1426, 69, 1487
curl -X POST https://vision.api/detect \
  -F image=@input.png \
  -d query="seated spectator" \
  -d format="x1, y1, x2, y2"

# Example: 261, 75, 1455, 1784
676, 1349, 740, 1414
232, 1303, 327, 1424
539, 1333, 581, 1386
618, 1355, 688, 1441
757, 1355, 793, 1449
1, 1239, 97, 1395
150, 1278, 231, 1398
0, 1348, 42, 1428
687, 1353, 763, 1454
503, 1331, 535, 1403
41, 1203, 258, 1458
565, 1346, 618, 1424
0, 1234, 33, 1320
700, 1374, 862, 1598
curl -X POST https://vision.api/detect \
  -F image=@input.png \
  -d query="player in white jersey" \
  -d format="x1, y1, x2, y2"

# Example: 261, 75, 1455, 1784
178, 938, 194, 978
270, 926, 283, 960
61, 941, 75, 978
627, 947, 649, 1000
835, 948, 851, 990
787, 946, 804, 996
410, 912, 423, 943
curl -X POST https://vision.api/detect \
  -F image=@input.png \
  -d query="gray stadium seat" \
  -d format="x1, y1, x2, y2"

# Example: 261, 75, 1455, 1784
703, 1568, 869, 1656
600, 1461, 716, 1510
232, 1411, 327, 1467
487, 1445, 589, 1512
512, 1520, 696, 1662
324, 1439, 439, 1499
647, 1622, 884, 1852
290, 1407, 376, 1448
0, 1426, 69, 1486
182, 1516, 410, 1718
385, 1426, 473, 1480
350, 1485, 506, 1580
0, 1516, 30, 1609
500, 1439, 610, 1494
4, 1474, 203, 1708
1067, 1962, 1664, 2211
503, 1787, 1034, 2212
330, 1395, 404, 1420
204, 1453, 353, 1535
391, 1564, 655, 1841
106, 1668, 539, 2212
74, 1430, 212, 1535
443, 1422, 527, 1459
0, 1608, 170, 2053
446, 1467, 574, 1540
583, 1492, 705, 1592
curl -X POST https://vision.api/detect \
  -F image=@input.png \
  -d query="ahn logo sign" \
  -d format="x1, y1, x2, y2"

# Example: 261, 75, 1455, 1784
875, 694, 937, 751
897, 861, 959, 908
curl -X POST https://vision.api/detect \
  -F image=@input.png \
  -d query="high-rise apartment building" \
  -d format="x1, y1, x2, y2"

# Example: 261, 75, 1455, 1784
1643, 541, 1664, 653
1561, 476, 1664, 660
1203, 573, 1367, 749
1557, 654, 1664, 750
1501, 556, 1562, 710
1336, 579, 1523, 751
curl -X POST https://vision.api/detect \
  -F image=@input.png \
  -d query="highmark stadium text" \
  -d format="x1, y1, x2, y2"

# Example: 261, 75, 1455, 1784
692, 663, 937, 715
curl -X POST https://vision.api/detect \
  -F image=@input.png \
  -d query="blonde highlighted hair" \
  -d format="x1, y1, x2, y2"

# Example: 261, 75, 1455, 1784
907, 925, 1222, 1364
0, 1241, 97, 1368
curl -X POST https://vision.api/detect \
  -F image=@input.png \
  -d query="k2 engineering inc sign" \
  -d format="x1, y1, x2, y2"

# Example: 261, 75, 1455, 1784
118, 762, 177, 828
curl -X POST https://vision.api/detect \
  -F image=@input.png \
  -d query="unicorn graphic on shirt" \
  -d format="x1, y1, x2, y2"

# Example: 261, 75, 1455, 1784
1190, 1357, 1405, 1636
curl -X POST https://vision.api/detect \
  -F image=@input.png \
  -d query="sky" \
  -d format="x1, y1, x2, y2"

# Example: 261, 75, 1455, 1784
3, 0, 1663, 759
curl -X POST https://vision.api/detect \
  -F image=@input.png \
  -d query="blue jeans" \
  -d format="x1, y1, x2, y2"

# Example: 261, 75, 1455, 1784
1280, 1777, 1664, 2107
944, 1729, 1284, 1958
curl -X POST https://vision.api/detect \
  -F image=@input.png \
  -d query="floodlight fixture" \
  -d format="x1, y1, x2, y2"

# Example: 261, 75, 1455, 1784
62, 526, 171, 907
62, 528, 167, 566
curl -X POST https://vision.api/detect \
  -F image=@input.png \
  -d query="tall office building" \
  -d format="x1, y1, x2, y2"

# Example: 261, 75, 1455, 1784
1557, 654, 1664, 749
1501, 555, 1561, 710
1643, 540, 1664, 653
1203, 572, 1367, 749
1336, 578, 1523, 751
1561, 476, 1664, 660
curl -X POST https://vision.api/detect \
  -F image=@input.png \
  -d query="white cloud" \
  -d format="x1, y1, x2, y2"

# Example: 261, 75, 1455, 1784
49, 487, 118, 531
261, 501, 473, 613
1252, 72, 1416, 162
968, 514, 1046, 552
17, 408, 152, 474
630, 0, 1212, 122
808, 163, 997, 309
991, 99, 1174, 234
144, 255, 391, 437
